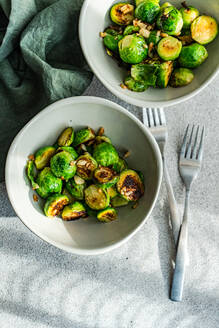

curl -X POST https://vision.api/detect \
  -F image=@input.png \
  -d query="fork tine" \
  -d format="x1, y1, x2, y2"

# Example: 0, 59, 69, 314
142, 108, 149, 126
180, 125, 189, 158
148, 108, 154, 127
186, 125, 194, 158
159, 108, 166, 125
197, 126, 205, 161
153, 108, 160, 126
191, 125, 199, 159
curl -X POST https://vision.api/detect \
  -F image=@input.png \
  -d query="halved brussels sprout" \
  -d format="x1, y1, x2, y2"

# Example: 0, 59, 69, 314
111, 195, 129, 207
157, 61, 173, 88
94, 166, 117, 184
191, 16, 218, 45
112, 157, 128, 173
34, 146, 56, 170
73, 127, 95, 147
94, 136, 112, 146
180, 6, 199, 29
118, 34, 148, 64
124, 76, 148, 92
147, 30, 161, 45
103, 33, 124, 52
58, 127, 74, 147
62, 202, 87, 221
131, 63, 159, 86
117, 169, 144, 201
66, 177, 86, 200
76, 153, 98, 180
156, 6, 183, 36
36, 167, 62, 199
110, 3, 135, 26
26, 160, 39, 190
97, 207, 118, 223
157, 36, 182, 60
107, 186, 118, 199
50, 151, 76, 180
93, 142, 119, 167
160, 2, 172, 10
44, 194, 69, 217
57, 146, 78, 160
135, 0, 160, 24
62, 187, 75, 203
170, 68, 194, 87
178, 43, 208, 68
85, 185, 110, 210
124, 25, 140, 36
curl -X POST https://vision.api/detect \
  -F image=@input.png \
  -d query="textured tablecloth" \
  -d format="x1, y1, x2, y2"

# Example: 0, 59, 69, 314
1, 76, 219, 328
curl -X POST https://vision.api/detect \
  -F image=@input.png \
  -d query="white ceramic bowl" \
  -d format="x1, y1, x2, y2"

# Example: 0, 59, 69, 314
79, 0, 219, 108
6, 97, 162, 255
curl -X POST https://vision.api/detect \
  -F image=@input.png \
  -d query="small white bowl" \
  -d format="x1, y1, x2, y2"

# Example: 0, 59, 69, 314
5, 97, 162, 255
79, 0, 219, 108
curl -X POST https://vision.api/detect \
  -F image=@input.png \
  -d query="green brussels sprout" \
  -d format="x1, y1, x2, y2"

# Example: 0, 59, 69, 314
97, 207, 118, 223
94, 166, 118, 185
85, 184, 110, 210
110, 3, 135, 26
26, 160, 39, 190
124, 25, 140, 36
94, 136, 112, 146
156, 6, 183, 36
157, 36, 182, 60
62, 202, 87, 221
66, 176, 86, 200
135, 0, 160, 24
111, 195, 129, 207
93, 142, 119, 167
50, 151, 76, 180
157, 61, 173, 88
117, 169, 144, 201
103, 33, 124, 52
178, 43, 208, 68
36, 167, 62, 199
58, 127, 74, 147
118, 34, 148, 64
191, 16, 218, 45
34, 146, 56, 170
170, 68, 194, 87
56, 146, 78, 160
62, 187, 75, 203
107, 186, 118, 199
147, 30, 161, 45
124, 76, 148, 92
160, 2, 172, 10
76, 153, 98, 180
104, 27, 123, 36
135, 0, 159, 6
180, 6, 199, 29
112, 157, 128, 173
44, 194, 69, 217
73, 127, 95, 147
131, 63, 159, 86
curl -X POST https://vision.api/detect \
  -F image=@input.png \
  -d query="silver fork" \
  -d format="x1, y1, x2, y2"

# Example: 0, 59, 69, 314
143, 108, 181, 246
171, 125, 205, 302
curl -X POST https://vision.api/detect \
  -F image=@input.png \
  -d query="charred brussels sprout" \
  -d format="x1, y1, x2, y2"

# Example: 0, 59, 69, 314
93, 142, 119, 167
147, 30, 161, 45
180, 6, 199, 29
94, 166, 118, 185
135, 0, 160, 24
157, 61, 173, 88
156, 6, 183, 36
124, 25, 140, 36
85, 185, 110, 210
170, 68, 194, 87
57, 146, 78, 160
26, 160, 39, 190
117, 169, 144, 201
36, 167, 62, 199
44, 194, 69, 217
110, 3, 135, 26
157, 36, 182, 60
111, 195, 129, 207
66, 177, 86, 200
58, 127, 74, 147
178, 43, 208, 68
97, 207, 118, 223
50, 151, 76, 180
103, 33, 123, 52
112, 157, 128, 173
131, 63, 159, 86
191, 16, 218, 45
107, 186, 118, 199
34, 146, 56, 170
73, 127, 95, 147
118, 34, 148, 64
76, 153, 98, 180
124, 76, 148, 92
62, 202, 87, 221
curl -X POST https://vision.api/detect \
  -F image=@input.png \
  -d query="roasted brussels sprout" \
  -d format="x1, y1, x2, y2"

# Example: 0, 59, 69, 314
147, 30, 161, 45
94, 136, 112, 146
124, 25, 140, 36
157, 36, 182, 60
157, 61, 173, 88
112, 157, 128, 173
110, 3, 135, 26
36, 167, 62, 198
107, 186, 118, 199
180, 6, 199, 29
57, 146, 78, 160
131, 63, 159, 86
160, 2, 172, 10
58, 127, 74, 147
118, 34, 148, 64
117, 169, 144, 201
73, 127, 95, 147
62, 187, 75, 203
135, 0, 160, 24
76, 153, 98, 180
97, 207, 118, 223
26, 160, 39, 190
50, 150, 76, 180
34, 146, 56, 170
191, 16, 218, 45
94, 166, 117, 185
111, 195, 129, 207
124, 76, 148, 92
93, 142, 119, 167
85, 184, 110, 210
178, 43, 208, 68
66, 177, 86, 200
170, 68, 194, 87
62, 202, 87, 221
44, 194, 69, 217
103, 33, 123, 52
156, 6, 183, 36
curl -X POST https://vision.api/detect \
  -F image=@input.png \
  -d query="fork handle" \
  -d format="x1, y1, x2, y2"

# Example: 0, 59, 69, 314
170, 189, 190, 302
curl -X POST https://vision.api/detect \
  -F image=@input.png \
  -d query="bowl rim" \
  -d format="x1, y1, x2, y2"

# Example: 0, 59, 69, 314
5, 96, 163, 255
79, 0, 219, 108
